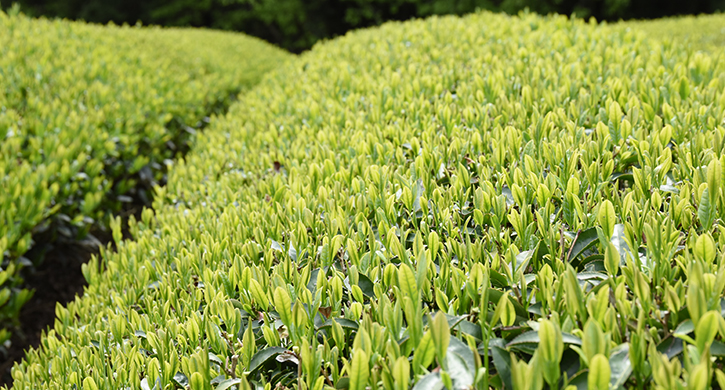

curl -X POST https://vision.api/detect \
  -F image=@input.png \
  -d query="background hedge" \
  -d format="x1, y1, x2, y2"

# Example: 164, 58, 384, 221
5, 0, 725, 52
0, 9, 290, 352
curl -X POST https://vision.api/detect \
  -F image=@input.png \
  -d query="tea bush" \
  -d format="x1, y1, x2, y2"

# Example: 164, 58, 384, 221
618, 13, 725, 53
9, 11, 725, 390
0, 11, 290, 347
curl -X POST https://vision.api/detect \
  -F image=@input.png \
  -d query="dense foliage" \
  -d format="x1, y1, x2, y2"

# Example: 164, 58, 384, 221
8, 10, 725, 390
7, 0, 725, 52
617, 13, 725, 53
0, 10, 290, 350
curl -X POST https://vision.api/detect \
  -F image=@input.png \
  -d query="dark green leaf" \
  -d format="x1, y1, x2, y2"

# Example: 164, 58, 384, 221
317, 318, 359, 331
579, 254, 604, 269
674, 319, 694, 335
501, 187, 515, 206
447, 337, 475, 388
531, 240, 550, 270
412, 373, 444, 390
583, 260, 606, 273
357, 272, 375, 297
488, 289, 528, 319
610, 173, 634, 183
527, 302, 543, 316
488, 374, 503, 390
489, 270, 509, 288
506, 330, 582, 347
215, 378, 242, 390
424, 313, 464, 328
711, 340, 725, 356
229, 299, 245, 311
515, 250, 533, 273
657, 336, 683, 359
307, 268, 322, 292
335, 377, 350, 389
561, 349, 582, 380
576, 272, 608, 281
456, 320, 483, 341
172, 372, 189, 387
567, 227, 599, 263
249, 347, 287, 375
208, 352, 224, 367
609, 344, 632, 390
448, 337, 475, 374
491, 346, 512, 390
659, 184, 680, 194
567, 370, 588, 390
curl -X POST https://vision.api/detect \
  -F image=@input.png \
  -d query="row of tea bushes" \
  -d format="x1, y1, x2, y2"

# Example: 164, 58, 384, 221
617, 13, 725, 53
9, 10, 725, 390
0, 11, 291, 347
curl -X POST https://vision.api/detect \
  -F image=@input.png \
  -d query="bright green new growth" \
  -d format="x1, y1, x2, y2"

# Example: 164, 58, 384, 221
618, 13, 725, 54
0, 11, 291, 343
9, 10, 725, 390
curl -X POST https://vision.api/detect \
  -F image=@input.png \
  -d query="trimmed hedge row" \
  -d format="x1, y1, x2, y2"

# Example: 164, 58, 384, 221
0, 11, 290, 347
618, 13, 725, 53
9, 11, 725, 390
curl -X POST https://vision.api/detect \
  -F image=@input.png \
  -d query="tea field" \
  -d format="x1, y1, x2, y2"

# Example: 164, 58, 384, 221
3, 9, 725, 390
618, 14, 725, 53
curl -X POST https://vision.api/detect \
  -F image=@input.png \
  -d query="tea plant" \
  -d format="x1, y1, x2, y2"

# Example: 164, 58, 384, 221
0, 11, 290, 347
618, 13, 725, 54
8, 10, 725, 390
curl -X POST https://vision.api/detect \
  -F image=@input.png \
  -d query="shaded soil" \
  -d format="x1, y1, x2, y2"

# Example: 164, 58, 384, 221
0, 238, 99, 385
0, 210, 137, 387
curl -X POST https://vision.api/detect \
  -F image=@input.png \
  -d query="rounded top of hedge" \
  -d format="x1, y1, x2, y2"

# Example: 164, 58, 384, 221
0, 10, 291, 260
10, 10, 725, 390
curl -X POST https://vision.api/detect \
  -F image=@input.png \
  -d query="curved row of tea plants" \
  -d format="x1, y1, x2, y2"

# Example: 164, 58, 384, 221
0, 11, 291, 347
9, 11, 725, 390
617, 13, 725, 54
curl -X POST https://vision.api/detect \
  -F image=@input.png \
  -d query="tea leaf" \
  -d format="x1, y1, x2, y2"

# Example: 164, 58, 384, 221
399, 264, 418, 300
393, 356, 410, 390
273, 287, 292, 327
698, 188, 716, 231
588, 354, 611, 390
349, 349, 369, 390
567, 227, 599, 264
597, 200, 616, 239
695, 311, 720, 354
608, 344, 633, 389
491, 345, 513, 390
215, 379, 242, 390
431, 312, 451, 365
694, 234, 716, 264
249, 347, 287, 375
